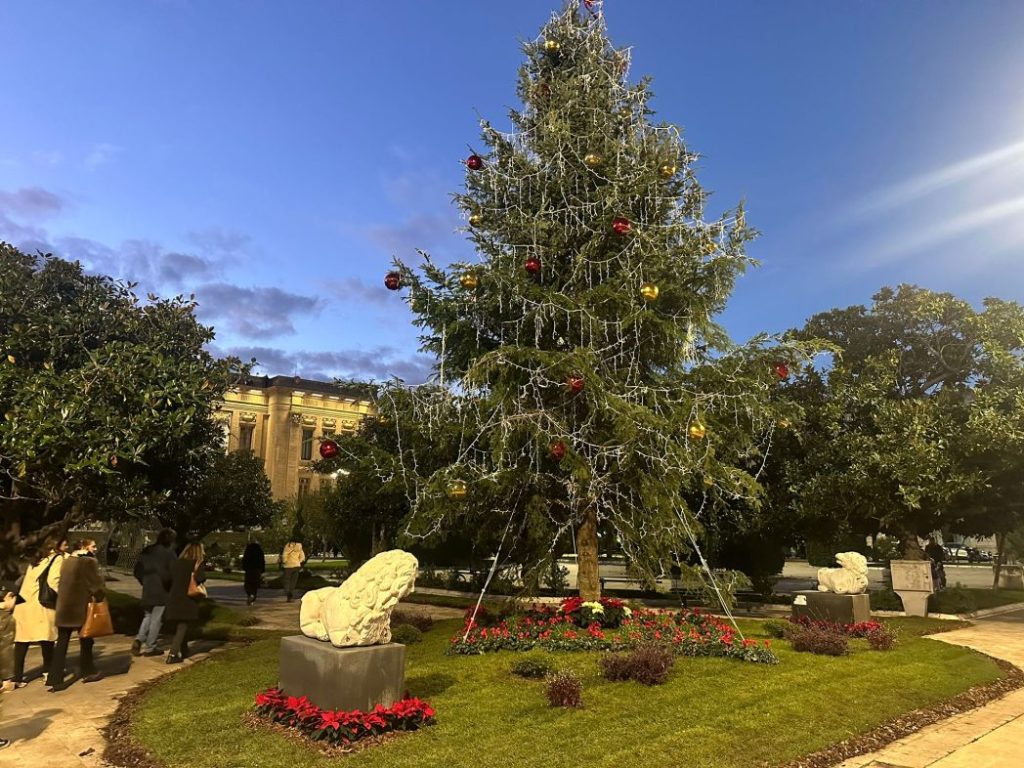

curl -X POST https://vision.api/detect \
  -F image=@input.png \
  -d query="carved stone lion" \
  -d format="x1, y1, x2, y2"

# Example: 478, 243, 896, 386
817, 551, 869, 594
299, 550, 418, 647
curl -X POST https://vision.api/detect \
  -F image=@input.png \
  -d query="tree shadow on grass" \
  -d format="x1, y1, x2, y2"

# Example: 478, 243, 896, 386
406, 672, 456, 698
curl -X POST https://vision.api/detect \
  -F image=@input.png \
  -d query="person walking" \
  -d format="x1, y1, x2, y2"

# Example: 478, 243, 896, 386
281, 538, 305, 602
164, 543, 207, 664
47, 539, 105, 689
9, 540, 62, 686
132, 528, 176, 657
241, 540, 266, 605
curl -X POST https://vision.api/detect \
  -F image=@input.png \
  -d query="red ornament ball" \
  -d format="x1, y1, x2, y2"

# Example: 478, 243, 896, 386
773, 362, 789, 380
319, 439, 339, 460
524, 256, 542, 276
567, 375, 585, 394
466, 154, 483, 171
549, 440, 567, 462
384, 271, 402, 291
612, 217, 632, 235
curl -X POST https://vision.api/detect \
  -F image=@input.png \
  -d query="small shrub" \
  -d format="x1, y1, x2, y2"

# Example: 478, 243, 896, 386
869, 589, 904, 612
929, 585, 977, 615
787, 625, 849, 656
390, 624, 423, 645
545, 670, 583, 708
599, 645, 675, 686
391, 609, 434, 633
762, 619, 788, 639
866, 625, 897, 651
510, 658, 552, 679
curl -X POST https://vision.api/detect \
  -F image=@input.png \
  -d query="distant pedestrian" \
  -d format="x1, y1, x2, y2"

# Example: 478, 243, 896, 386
47, 539, 105, 689
132, 528, 177, 657
10, 540, 62, 686
281, 538, 305, 602
164, 543, 207, 664
242, 541, 266, 605
926, 536, 946, 590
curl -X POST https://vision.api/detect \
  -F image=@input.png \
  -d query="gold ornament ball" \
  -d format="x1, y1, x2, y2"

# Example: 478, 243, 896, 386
584, 153, 603, 168
447, 479, 469, 501
659, 164, 677, 179
640, 282, 660, 302
689, 422, 707, 440
777, 418, 791, 429
544, 39, 561, 53
468, 213, 483, 227
460, 272, 479, 290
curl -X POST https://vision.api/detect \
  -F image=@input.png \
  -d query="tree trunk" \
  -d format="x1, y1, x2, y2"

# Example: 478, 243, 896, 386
577, 506, 600, 601
993, 531, 1007, 590
900, 526, 926, 560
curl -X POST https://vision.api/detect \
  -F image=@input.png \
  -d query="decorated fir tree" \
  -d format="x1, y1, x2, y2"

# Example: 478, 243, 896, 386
385, 1, 812, 600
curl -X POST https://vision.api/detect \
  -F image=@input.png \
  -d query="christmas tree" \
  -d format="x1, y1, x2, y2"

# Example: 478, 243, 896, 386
387, 0, 810, 600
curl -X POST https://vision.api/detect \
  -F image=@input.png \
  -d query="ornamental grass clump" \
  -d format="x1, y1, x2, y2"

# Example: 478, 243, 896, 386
390, 624, 423, 645
390, 610, 434, 633
600, 644, 675, 686
510, 658, 553, 679
866, 625, 898, 651
787, 624, 850, 656
545, 670, 583, 708
762, 619, 788, 639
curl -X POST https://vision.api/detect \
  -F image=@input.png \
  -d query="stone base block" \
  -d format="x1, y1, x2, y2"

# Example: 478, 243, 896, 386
792, 591, 871, 624
896, 591, 930, 617
279, 635, 405, 712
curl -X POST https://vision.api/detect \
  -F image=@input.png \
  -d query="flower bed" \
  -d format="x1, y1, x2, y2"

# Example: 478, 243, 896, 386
253, 688, 435, 747
451, 602, 777, 664
788, 615, 882, 637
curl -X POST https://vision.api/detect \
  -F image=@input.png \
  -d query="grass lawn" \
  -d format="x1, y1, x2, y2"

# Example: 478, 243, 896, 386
130, 616, 1004, 768
970, 588, 1024, 610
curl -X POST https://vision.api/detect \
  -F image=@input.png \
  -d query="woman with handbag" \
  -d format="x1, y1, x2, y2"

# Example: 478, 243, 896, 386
164, 542, 207, 664
10, 539, 62, 686
47, 539, 106, 690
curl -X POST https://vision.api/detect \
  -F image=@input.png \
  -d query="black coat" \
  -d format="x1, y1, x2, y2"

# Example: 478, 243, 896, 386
54, 555, 105, 628
134, 543, 176, 608
242, 543, 266, 573
164, 558, 205, 623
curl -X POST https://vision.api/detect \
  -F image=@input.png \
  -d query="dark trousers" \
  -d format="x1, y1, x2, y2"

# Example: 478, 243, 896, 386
13, 641, 54, 683
283, 568, 300, 599
169, 621, 191, 658
47, 627, 95, 686
243, 570, 262, 599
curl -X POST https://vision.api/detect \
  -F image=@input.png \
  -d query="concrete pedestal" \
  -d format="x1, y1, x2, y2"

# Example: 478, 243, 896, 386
997, 565, 1024, 590
890, 560, 935, 617
792, 591, 871, 624
279, 635, 405, 712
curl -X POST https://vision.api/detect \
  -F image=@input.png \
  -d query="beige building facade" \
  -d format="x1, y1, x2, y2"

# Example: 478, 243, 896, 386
218, 375, 374, 500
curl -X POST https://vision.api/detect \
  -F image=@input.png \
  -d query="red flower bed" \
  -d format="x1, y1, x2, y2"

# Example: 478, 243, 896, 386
452, 605, 777, 664
253, 688, 435, 747
788, 615, 883, 637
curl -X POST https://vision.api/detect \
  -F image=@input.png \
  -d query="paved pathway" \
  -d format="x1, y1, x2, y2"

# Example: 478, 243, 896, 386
838, 608, 1024, 768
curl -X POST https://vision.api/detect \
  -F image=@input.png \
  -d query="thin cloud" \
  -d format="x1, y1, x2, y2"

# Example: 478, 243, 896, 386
187, 227, 252, 255
84, 142, 122, 170
220, 344, 434, 384
0, 187, 67, 218
194, 283, 324, 338
365, 212, 458, 254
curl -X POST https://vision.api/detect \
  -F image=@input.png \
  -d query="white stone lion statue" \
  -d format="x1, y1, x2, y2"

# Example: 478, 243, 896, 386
299, 550, 418, 647
817, 551, 869, 594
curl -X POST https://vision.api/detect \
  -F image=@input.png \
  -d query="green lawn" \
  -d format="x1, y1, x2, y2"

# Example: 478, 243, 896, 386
130, 617, 1004, 768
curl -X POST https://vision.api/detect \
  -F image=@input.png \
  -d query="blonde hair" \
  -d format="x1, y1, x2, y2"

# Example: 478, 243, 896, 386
180, 542, 205, 563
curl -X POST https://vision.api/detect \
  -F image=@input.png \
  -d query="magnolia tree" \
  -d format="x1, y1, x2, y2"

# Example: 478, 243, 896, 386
376, 2, 813, 600
0, 245, 248, 575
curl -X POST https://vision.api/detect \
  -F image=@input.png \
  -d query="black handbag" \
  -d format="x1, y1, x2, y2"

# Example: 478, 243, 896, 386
37, 555, 59, 609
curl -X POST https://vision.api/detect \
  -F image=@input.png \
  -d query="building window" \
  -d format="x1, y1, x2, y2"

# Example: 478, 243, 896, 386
300, 427, 315, 460
238, 423, 254, 452
298, 476, 311, 498
220, 420, 231, 452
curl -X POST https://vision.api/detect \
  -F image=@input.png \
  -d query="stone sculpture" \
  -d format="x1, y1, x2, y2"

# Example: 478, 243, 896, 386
299, 549, 418, 647
817, 551, 869, 595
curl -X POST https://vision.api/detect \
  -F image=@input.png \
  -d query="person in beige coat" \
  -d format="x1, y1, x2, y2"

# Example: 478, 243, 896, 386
281, 539, 305, 602
10, 542, 63, 685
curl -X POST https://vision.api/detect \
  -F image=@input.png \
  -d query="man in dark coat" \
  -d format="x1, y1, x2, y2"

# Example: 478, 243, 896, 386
47, 540, 105, 689
132, 528, 176, 656
241, 541, 266, 605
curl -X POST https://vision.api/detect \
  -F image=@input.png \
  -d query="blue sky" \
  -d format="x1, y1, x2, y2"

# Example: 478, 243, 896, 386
2, 1, 1023, 382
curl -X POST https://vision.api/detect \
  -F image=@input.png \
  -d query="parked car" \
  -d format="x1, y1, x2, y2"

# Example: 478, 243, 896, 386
966, 547, 993, 563
944, 545, 970, 561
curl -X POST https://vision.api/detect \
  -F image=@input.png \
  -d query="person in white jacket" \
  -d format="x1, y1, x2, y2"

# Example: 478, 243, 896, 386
10, 540, 64, 686
281, 539, 305, 602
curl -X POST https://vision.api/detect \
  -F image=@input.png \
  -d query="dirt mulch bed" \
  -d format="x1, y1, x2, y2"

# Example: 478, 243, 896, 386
241, 711, 411, 757
103, 676, 169, 768
779, 656, 1024, 768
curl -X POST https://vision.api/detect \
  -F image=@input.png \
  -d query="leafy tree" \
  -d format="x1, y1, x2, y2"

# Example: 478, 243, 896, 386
390, 2, 813, 599
166, 450, 279, 546
0, 245, 246, 574
785, 285, 1024, 560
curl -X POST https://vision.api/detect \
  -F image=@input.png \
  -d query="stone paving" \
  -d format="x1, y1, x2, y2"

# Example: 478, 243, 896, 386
838, 608, 1024, 768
